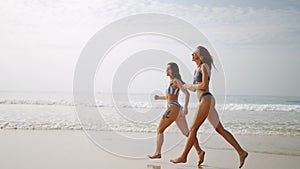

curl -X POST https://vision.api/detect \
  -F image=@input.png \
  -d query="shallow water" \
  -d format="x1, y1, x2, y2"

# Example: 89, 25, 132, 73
0, 92, 299, 136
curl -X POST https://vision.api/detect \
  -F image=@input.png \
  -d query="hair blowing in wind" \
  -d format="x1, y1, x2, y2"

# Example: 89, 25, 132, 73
167, 62, 185, 84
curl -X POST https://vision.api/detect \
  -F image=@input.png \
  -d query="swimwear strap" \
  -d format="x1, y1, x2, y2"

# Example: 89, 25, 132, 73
167, 102, 182, 108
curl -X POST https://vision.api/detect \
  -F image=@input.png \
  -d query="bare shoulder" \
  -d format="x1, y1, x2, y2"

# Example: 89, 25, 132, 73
173, 79, 182, 87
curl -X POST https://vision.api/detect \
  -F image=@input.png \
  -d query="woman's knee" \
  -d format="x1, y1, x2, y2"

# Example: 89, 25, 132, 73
157, 127, 165, 134
182, 131, 189, 137
189, 126, 199, 135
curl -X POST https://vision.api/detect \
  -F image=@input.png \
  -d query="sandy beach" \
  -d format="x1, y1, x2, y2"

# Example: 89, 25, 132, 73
0, 130, 299, 169
1, 0, 300, 169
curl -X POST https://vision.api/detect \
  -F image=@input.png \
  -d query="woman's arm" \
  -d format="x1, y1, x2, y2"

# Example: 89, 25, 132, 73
184, 84, 197, 92
154, 94, 167, 100
174, 79, 190, 115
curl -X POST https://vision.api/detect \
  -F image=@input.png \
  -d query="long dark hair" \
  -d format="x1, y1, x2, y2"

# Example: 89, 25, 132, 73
196, 46, 216, 71
167, 62, 185, 84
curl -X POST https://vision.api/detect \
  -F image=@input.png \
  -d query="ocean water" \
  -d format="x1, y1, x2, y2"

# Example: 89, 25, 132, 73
0, 91, 299, 136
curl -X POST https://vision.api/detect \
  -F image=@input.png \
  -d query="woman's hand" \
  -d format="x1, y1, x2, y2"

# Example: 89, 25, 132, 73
182, 106, 188, 115
183, 84, 188, 90
184, 84, 193, 90
154, 95, 160, 100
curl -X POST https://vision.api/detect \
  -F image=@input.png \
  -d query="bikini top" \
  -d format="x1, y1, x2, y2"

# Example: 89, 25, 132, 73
167, 81, 180, 95
193, 67, 210, 84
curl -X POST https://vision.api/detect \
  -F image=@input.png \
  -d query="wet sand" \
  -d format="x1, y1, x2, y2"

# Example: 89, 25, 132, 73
0, 130, 299, 169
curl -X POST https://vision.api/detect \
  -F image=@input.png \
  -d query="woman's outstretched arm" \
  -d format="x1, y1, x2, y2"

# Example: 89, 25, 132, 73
154, 93, 167, 100
185, 84, 197, 92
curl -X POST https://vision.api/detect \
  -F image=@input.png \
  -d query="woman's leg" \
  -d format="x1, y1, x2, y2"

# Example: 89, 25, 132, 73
207, 97, 248, 168
148, 106, 180, 159
175, 114, 205, 165
170, 96, 212, 163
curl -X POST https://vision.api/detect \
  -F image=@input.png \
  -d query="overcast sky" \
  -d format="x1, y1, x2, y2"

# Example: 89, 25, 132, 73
0, 0, 299, 96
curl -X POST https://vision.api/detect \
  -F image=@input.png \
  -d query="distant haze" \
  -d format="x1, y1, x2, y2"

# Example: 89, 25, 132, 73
0, 0, 299, 96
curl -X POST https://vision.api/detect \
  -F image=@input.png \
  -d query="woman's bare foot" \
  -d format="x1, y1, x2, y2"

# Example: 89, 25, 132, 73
198, 151, 205, 166
170, 156, 187, 164
148, 153, 161, 159
239, 151, 248, 168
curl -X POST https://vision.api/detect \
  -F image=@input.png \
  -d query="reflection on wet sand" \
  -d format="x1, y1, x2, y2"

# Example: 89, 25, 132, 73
147, 163, 235, 169
147, 164, 161, 169
147, 163, 205, 169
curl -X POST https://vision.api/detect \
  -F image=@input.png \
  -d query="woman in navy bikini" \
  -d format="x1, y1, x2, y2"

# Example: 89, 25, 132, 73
148, 62, 205, 165
171, 46, 248, 168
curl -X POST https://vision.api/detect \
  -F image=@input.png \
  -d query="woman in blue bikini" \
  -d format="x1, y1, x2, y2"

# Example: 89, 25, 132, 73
148, 62, 205, 165
171, 46, 248, 168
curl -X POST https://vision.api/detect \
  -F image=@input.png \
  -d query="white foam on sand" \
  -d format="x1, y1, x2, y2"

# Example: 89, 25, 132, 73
0, 104, 299, 136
